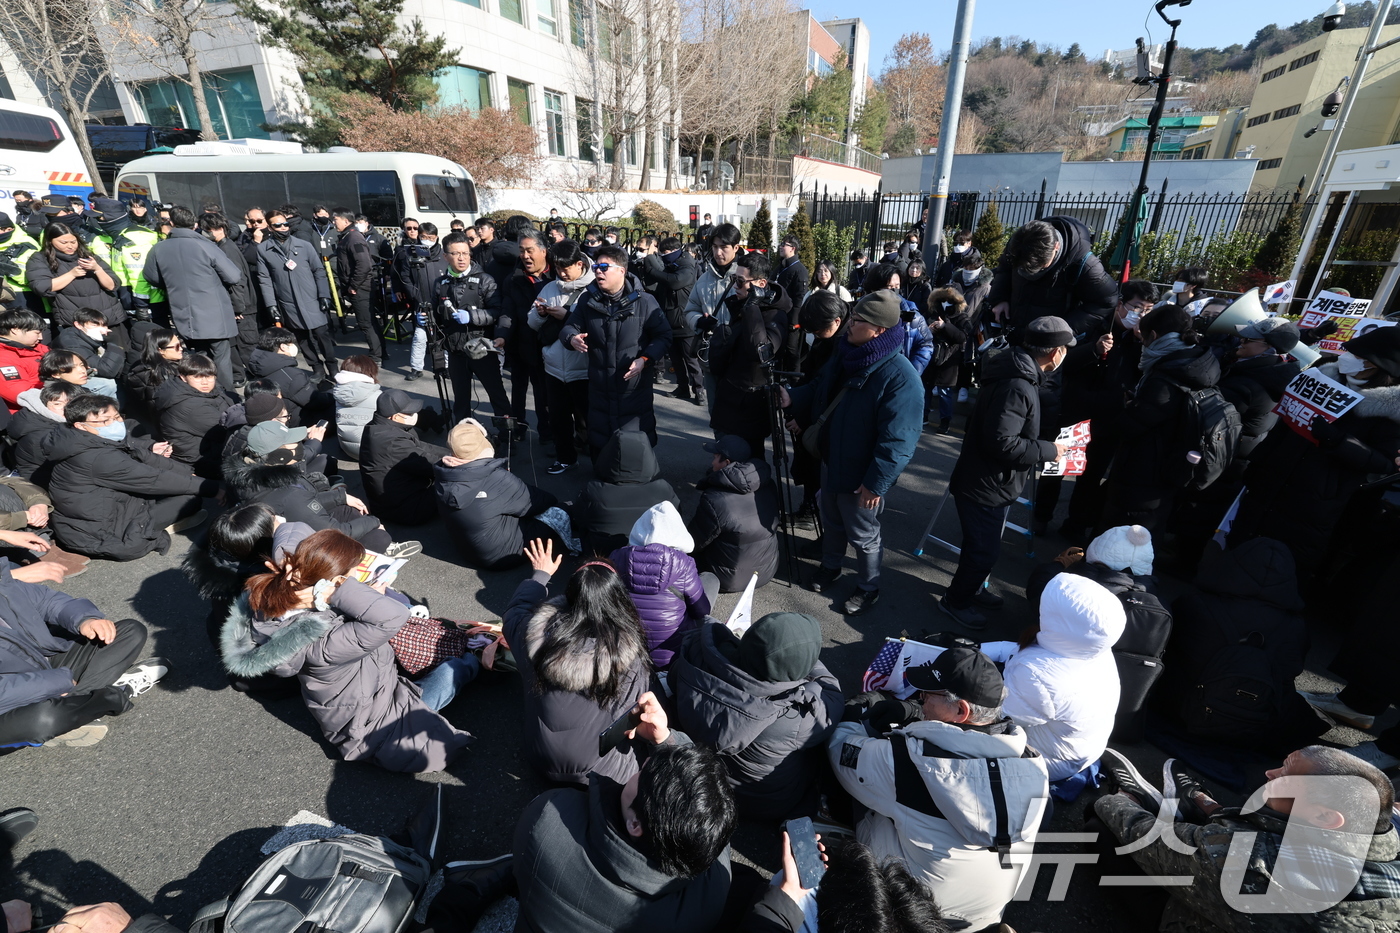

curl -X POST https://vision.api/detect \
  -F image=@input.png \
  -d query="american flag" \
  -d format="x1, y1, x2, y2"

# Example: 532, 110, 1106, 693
862, 638, 904, 692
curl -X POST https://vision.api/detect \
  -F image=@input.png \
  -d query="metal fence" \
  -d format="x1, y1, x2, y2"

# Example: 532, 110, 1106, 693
799, 182, 1315, 266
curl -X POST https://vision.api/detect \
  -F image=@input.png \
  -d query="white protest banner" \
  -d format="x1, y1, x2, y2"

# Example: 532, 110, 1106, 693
1273, 369, 1364, 443
724, 573, 758, 637
1298, 291, 1375, 353
1262, 280, 1295, 305
1042, 420, 1092, 477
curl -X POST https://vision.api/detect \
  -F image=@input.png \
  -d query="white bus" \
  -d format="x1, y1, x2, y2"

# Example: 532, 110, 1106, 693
115, 146, 479, 229
0, 100, 95, 216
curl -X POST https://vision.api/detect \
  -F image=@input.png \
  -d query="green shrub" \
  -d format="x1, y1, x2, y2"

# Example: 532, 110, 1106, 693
974, 201, 1006, 270
632, 199, 678, 231
749, 199, 773, 253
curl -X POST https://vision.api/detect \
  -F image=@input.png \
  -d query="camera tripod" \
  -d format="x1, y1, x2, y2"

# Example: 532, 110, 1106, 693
765, 363, 815, 587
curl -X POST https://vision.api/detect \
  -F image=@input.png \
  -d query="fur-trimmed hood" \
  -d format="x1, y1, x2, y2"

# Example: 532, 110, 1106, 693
220, 592, 332, 679
523, 596, 648, 694
182, 546, 249, 602
225, 457, 306, 500
928, 286, 967, 315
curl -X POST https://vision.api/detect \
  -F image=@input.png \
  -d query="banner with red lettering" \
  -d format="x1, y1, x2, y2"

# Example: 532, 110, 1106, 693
1274, 369, 1364, 443
1042, 420, 1091, 477
1298, 291, 1376, 354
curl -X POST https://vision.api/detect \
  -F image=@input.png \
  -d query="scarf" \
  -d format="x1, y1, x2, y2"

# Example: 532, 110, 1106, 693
1138, 332, 1189, 375
838, 323, 906, 376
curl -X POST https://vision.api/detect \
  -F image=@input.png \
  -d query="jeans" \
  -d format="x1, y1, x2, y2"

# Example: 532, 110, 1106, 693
818, 465, 884, 591
410, 326, 427, 372
945, 494, 1009, 606
928, 384, 955, 422
415, 654, 480, 711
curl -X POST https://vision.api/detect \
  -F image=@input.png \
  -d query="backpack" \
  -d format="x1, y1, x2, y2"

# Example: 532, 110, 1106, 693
1174, 385, 1241, 491
1177, 632, 1278, 741
1109, 589, 1174, 742
189, 834, 432, 933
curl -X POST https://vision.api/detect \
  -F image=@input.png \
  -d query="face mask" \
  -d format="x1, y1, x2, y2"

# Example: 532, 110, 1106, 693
1337, 352, 1368, 375
81, 327, 105, 342
953, 244, 968, 254
1346, 373, 1372, 388
398, 413, 419, 427
1123, 309, 1141, 329
1171, 281, 1188, 294
605, 235, 618, 245
94, 422, 126, 442
270, 227, 291, 241
354, 222, 369, 233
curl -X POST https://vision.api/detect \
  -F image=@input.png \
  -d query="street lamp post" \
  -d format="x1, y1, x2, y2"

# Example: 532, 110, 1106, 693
925, 0, 976, 261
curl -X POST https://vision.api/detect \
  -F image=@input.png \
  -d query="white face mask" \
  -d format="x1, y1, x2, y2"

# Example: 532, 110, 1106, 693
1171, 281, 1188, 294
1346, 374, 1372, 388
80, 327, 106, 342
398, 413, 419, 427
1122, 309, 1141, 329
953, 244, 969, 254
1337, 352, 1368, 375
354, 221, 369, 233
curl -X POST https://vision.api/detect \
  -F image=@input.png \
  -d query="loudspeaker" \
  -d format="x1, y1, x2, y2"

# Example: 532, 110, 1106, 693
1206, 289, 1267, 336
1289, 340, 1321, 369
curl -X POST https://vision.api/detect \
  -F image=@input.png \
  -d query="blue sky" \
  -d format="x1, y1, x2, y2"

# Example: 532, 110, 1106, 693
809, 0, 1351, 75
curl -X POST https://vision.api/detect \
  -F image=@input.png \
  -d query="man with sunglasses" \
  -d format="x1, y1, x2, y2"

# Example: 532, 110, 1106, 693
828, 647, 1048, 933
253, 211, 337, 381
560, 245, 672, 457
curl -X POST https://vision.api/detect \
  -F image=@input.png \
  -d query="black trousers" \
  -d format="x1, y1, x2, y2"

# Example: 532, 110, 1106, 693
1064, 430, 1118, 535
0, 618, 145, 746
346, 290, 383, 362
329, 504, 392, 552
545, 375, 588, 465
147, 494, 203, 532
448, 350, 511, 423
669, 335, 704, 398
509, 344, 551, 435
186, 337, 234, 391
231, 314, 260, 381
945, 495, 1009, 607
293, 325, 338, 380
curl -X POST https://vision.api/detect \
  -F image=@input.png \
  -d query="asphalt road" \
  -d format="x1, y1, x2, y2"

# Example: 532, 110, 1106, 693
1, 342, 1391, 933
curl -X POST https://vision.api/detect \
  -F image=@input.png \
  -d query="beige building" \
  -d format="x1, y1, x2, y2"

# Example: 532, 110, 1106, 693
1237, 24, 1400, 191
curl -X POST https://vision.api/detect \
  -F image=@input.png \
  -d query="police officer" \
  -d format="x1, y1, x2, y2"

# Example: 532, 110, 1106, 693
0, 213, 41, 311
87, 198, 160, 351
432, 232, 510, 431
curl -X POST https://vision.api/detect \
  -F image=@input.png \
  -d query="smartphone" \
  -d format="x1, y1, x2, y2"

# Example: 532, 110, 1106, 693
783, 817, 824, 889
315, 419, 329, 430
598, 707, 641, 758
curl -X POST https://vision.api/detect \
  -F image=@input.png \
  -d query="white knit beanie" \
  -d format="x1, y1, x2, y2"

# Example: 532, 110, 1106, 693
1085, 525, 1154, 575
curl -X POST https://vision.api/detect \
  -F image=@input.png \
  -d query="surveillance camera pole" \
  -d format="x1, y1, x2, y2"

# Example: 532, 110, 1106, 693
925, 0, 976, 262
1305, 0, 1395, 202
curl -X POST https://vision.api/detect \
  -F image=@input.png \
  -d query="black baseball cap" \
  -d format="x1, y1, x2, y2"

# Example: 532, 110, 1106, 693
703, 435, 751, 462
376, 388, 424, 418
906, 647, 1004, 708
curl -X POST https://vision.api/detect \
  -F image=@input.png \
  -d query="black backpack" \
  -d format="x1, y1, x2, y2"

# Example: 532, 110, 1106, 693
1175, 385, 1241, 491
1177, 631, 1278, 740
1110, 588, 1173, 742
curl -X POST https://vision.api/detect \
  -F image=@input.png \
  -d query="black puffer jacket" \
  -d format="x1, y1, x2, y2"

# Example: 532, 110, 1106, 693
1109, 343, 1220, 495
985, 215, 1117, 335
710, 288, 789, 441
25, 250, 126, 328
950, 346, 1057, 508
576, 430, 679, 557
153, 378, 234, 472
54, 326, 123, 380
559, 275, 673, 450
688, 459, 779, 592
1217, 353, 1299, 462
434, 456, 557, 570
42, 428, 218, 559
245, 349, 317, 423
226, 459, 381, 542
924, 288, 970, 389
639, 250, 698, 334
358, 414, 449, 525
7, 405, 62, 481
1060, 314, 1144, 426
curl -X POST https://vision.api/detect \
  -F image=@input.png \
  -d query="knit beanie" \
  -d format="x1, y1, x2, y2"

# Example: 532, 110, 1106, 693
738, 612, 822, 684
1085, 525, 1154, 575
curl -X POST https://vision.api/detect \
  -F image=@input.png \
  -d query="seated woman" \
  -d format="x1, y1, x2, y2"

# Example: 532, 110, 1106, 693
609, 501, 715, 670
154, 353, 235, 477
504, 538, 651, 786
332, 355, 381, 461
124, 328, 184, 419
220, 528, 474, 773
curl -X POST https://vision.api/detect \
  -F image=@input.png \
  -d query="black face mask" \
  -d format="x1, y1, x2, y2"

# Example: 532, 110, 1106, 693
270, 226, 291, 241
96, 217, 129, 236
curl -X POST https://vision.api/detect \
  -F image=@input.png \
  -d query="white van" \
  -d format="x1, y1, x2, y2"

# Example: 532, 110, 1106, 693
0, 100, 95, 216
115, 145, 479, 229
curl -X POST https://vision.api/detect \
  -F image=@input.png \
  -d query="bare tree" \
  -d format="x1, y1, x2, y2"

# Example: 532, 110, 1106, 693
0, 0, 114, 194
108, 0, 249, 141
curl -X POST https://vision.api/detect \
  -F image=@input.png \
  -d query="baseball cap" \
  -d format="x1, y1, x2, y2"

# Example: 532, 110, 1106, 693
247, 420, 308, 457
1237, 316, 1300, 353
702, 435, 751, 463
91, 197, 127, 220
905, 647, 1005, 708
376, 388, 424, 418
1021, 316, 1077, 350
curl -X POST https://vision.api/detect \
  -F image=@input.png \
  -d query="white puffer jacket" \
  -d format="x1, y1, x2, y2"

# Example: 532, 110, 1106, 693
532, 271, 593, 383
331, 372, 381, 461
1004, 574, 1126, 781
827, 717, 1049, 931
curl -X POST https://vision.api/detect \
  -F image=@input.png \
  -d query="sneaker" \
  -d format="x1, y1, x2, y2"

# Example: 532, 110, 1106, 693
383, 540, 424, 560
691, 394, 707, 407
165, 509, 207, 535
809, 565, 841, 593
113, 657, 169, 698
936, 419, 951, 435
1100, 748, 1163, 810
547, 461, 576, 475
1164, 758, 1214, 823
404, 370, 424, 381
1297, 690, 1375, 729
1347, 741, 1400, 771
972, 588, 1004, 610
938, 597, 987, 631
43, 723, 108, 747
844, 589, 879, 615
0, 807, 38, 848
957, 388, 970, 403
444, 853, 516, 902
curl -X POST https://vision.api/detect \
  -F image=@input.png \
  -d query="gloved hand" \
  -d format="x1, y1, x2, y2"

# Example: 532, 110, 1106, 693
415, 310, 429, 327
842, 690, 887, 722
319, 298, 333, 314
268, 305, 282, 324
867, 698, 923, 734
452, 307, 472, 325
695, 315, 718, 335
1311, 413, 1347, 448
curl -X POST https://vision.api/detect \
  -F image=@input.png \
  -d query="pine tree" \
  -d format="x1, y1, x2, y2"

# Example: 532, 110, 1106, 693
1252, 194, 1304, 280
749, 199, 773, 254
785, 201, 817, 276
973, 200, 1006, 271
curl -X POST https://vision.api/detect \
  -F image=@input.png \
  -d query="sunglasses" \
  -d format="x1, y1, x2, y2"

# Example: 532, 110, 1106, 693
270, 222, 290, 228
246, 218, 265, 225
592, 262, 615, 273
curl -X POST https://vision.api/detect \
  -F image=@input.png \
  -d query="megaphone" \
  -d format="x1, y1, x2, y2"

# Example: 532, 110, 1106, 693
1289, 340, 1321, 369
1206, 288, 1267, 335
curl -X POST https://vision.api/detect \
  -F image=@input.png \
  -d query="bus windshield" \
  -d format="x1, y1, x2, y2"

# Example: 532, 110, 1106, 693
413, 174, 477, 214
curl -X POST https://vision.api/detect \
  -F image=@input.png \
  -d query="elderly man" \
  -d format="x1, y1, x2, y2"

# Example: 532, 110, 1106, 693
828, 647, 1049, 932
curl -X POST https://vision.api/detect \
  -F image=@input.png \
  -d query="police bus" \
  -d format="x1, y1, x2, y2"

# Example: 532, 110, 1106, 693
114, 143, 479, 230
0, 100, 96, 217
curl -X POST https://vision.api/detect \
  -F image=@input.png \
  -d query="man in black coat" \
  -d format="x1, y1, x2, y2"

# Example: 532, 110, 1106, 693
200, 212, 257, 385
704, 252, 788, 461
359, 389, 449, 526
638, 236, 699, 401
986, 215, 1117, 336
560, 246, 673, 455
431, 233, 509, 427
773, 235, 809, 311
695, 213, 715, 244
493, 230, 552, 443
943, 318, 1072, 629
244, 328, 333, 426
54, 309, 124, 383
332, 209, 384, 364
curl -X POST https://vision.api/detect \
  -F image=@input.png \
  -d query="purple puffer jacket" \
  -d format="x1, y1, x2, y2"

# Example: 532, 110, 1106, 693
610, 542, 711, 669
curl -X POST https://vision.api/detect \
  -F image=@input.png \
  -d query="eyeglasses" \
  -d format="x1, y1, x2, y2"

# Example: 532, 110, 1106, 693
403, 225, 420, 231
728, 273, 753, 286
166, 341, 183, 351
270, 222, 290, 229
592, 262, 615, 273
916, 689, 950, 702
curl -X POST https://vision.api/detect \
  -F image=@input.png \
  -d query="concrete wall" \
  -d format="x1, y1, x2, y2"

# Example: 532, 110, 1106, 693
793, 156, 880, 195
883, 150, 1259, 197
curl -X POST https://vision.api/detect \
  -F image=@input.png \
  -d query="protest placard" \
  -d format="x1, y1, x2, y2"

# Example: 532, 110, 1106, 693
1298, 291, 1378, 353
1042, 419, 1091, 477
1273, 369, 1364, 442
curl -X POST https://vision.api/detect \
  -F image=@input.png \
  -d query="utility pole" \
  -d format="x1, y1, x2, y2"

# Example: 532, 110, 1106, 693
926, 0, 976, 260
1305, 0, 1395, 202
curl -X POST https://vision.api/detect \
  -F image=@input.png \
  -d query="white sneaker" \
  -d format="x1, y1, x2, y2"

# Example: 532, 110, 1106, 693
1297, 690, 1375, 729
384, 540, 423, 559
1347, 742, 1400, 771
957, 388, 969, 403
113, 657, 169, 698
43, 723, 108, 747
165, 509, 208, 535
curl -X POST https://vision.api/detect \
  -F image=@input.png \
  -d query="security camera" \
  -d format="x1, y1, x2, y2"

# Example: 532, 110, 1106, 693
1305, 125, 1319, 138
1322, 1, 1346, 31
1322, 77, 1348, 117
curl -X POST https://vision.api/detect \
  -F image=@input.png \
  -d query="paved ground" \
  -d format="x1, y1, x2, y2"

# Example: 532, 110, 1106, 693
0, 338, 1392, 932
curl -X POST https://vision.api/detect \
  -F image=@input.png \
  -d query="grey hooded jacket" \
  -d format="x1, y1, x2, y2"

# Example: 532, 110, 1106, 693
220, 580, 473, 773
